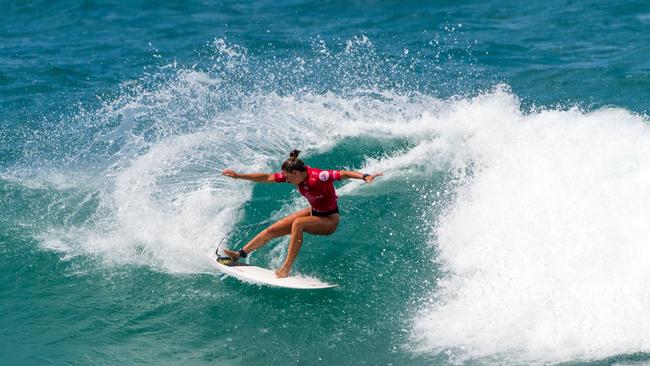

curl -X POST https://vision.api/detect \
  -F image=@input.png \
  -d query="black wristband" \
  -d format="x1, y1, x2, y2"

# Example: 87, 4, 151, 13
238, 249, 248, 258
362, 173, 370, 181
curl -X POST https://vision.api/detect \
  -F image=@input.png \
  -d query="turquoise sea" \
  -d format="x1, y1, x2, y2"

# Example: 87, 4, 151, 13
2, 1, 650, 365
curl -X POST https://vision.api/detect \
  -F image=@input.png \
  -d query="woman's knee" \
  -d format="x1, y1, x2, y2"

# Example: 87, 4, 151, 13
294, 218, 339, 235
291, 218, 307, 232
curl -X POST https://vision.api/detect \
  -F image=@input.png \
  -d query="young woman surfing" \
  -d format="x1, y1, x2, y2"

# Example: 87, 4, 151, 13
221, 150, 382, 278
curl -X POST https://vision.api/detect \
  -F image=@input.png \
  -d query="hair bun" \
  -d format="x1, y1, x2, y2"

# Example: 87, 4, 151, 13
281, 150, 306, 172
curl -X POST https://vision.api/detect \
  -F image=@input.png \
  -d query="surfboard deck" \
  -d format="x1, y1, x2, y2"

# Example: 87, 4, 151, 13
215, 259, 338, 289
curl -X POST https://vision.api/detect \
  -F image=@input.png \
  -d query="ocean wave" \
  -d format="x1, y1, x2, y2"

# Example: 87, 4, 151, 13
5, 36, 650, 363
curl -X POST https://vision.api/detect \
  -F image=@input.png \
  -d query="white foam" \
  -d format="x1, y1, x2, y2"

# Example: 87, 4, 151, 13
403, 87, 650, 363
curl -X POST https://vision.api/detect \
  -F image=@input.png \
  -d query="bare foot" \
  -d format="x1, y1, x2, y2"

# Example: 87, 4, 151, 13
275, 266, 291, 278
223, 248, 240, 260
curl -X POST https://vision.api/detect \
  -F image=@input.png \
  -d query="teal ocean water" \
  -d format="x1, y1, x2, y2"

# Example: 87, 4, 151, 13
2, 1, 650, 365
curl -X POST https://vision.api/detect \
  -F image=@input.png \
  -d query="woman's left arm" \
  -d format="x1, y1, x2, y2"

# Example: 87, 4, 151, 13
339, 171, 383, 183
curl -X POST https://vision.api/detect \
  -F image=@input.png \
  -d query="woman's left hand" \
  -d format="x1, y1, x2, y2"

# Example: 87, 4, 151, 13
222, 169, 240, 179
364, 172, 383, 183
275, 265, 291, 278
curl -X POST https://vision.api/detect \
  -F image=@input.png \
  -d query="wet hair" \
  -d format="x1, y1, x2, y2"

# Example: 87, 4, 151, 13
281, 149, 307, 173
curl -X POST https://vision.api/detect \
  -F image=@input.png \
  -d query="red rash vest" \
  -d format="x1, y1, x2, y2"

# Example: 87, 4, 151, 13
273, 166, 342, 212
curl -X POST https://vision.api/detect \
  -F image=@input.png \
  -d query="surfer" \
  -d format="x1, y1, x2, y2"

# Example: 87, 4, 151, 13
221, 150, 382, 278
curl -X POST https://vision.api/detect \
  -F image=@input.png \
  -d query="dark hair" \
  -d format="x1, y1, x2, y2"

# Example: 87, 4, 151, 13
281, 149, 306, 173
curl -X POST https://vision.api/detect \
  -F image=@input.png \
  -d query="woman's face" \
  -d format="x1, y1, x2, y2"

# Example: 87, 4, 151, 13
284, 170, 306, 185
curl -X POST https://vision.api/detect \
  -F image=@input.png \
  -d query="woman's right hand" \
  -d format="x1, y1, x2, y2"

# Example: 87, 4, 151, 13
222, 169, 240, 179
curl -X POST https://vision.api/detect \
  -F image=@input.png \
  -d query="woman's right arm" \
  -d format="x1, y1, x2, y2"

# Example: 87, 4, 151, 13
222, 169, 277, 183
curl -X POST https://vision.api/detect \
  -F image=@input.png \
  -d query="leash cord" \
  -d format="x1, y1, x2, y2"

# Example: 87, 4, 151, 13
215, 219, 274, 256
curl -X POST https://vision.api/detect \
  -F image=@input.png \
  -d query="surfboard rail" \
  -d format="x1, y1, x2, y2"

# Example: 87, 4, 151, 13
215, 260, 338, 289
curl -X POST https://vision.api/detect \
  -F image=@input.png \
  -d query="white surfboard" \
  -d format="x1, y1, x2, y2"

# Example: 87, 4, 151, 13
215, 260, 338, 290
